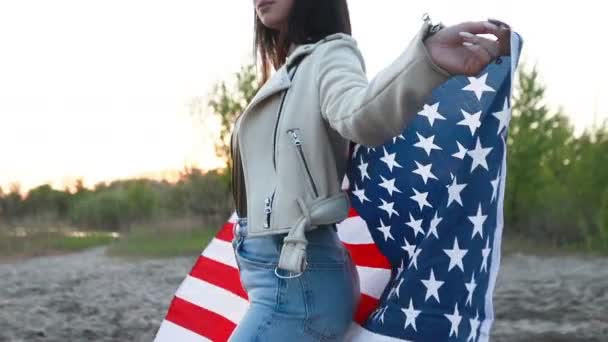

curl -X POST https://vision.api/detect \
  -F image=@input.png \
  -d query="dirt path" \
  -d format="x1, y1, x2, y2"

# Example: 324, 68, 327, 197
0, 247, 606, 341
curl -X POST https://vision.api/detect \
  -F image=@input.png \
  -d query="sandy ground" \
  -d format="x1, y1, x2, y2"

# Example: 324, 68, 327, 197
0, 246, 606, 342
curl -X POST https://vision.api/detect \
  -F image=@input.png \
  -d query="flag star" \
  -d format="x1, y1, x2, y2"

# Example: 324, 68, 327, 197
367, 146, 376, 153
444, 303, 463, 338
376, 218, 394, 242
410, 188, 432, 211
405, 213, 425, 237
468, 203, 487, 240
412, 161, 438, 184
426, 211, 442, 239
492, 98, 511, 135
392, 133, 406, 144
481, 237, 492, 273
465, 272, 478, 306
420, 269, 444, 303
374, 306, 388, 325
352, 182, 371, 204
379, 175, 403, 197
458, 109, 482, 136
352, 144, 362, 159
491, 172, 500, 202
462, 73, 496, 101
378, 198, 399, 219
380, 147, 403, 173
388, 278, 404, 300
467, 137, 493, 172
417, 102, 446, 127
447, 176, 467, 207
408, 247, 422, 270
443, 237, 468, 272
401, 298, 421, 332
414, 132, 443, 156
453, 141, 468, 159
401, 236, 417, 257
467, 310, 481, 342
357, 156, 370, 181
396, 259, 406, 278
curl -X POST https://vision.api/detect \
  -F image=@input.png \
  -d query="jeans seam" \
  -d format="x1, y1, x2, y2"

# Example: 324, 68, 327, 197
301, 269, 341, 341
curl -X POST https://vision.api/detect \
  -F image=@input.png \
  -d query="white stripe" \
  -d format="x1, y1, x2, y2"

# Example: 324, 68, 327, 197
344, 322, 412, 342
342, 174, 350, 190
201, 238, 237, 268
228, 211, 238, 223
357, 266, 391, 299
479, 30, 522, 342
175, 275, 249, 324
153, 320, 211, 342
201, 233, 388, 299
510, 31, 523, 84
337, 216, 375, 244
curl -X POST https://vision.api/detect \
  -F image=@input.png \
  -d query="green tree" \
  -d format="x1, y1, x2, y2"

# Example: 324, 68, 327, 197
598, 187, 608, 250
2, 182, 24, 223
22, 184, 71, 220
569, 121, 608, 247
196, 64, 260, 188
506, 65, 578, 242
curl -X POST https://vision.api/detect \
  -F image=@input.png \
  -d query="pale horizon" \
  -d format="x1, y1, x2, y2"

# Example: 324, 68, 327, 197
1, 0, 606, 194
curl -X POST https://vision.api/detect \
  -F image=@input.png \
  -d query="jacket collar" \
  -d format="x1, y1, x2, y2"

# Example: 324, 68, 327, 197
243, 32, 355, 115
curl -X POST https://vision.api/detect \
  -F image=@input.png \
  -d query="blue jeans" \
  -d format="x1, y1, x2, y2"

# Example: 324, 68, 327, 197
229, 217, 360, 341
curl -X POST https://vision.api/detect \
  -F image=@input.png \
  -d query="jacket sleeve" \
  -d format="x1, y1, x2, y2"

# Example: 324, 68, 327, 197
317, 22, 451, 147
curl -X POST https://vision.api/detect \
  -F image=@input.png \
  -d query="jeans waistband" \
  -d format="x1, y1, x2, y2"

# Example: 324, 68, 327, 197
234, 217, 248, 240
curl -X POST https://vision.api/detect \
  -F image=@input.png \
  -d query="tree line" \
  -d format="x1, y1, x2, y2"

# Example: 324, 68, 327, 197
1, 64, 606, 251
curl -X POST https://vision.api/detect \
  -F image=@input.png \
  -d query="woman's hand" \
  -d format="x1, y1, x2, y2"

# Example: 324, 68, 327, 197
424, 19, 511, 76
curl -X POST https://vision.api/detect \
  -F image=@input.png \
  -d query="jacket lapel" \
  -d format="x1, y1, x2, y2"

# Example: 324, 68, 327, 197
243, 65, 292, 116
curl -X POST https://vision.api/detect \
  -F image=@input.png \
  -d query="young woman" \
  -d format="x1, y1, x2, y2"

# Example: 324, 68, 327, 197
229, 0, 511, 340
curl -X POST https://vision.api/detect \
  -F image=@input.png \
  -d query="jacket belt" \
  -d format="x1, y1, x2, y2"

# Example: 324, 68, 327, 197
276, 191, 350, 275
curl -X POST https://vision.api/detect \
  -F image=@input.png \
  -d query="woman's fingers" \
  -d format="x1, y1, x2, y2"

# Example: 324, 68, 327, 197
488, 18, 511, 30
488, 18, 511, 56
463, 43, 493, 74
458, 18, 511, 57
459, 32, 501, 59
457, 20, 500, 36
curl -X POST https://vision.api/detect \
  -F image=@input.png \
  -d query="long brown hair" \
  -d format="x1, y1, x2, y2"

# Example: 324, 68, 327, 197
253, 0, 352, 85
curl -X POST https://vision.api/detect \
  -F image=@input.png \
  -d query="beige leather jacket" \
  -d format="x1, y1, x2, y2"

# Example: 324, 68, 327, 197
230, 21, 451, 273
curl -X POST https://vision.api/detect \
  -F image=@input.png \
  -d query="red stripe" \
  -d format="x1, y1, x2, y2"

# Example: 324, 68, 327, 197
165, 296, 236, 342
354, 293, 379, 325
215, 223, 235, 242
189, 255, 248, 299
344, 242, 392, 269
348, 206, 360, 218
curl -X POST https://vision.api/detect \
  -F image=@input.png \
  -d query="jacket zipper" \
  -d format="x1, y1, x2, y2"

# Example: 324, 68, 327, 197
265, 64, 300, 229
287, 128, 319, 197
264, 88, 288, 229
264, 191, 274, 228
272, 63, 300, 170
272, 91, 289, 171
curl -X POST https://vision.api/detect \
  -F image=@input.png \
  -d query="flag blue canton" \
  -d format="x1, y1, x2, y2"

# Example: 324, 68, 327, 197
346, 52, 519, 342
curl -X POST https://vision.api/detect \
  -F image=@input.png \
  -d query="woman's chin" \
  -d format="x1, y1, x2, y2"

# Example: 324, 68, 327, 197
259, 17, 282, 31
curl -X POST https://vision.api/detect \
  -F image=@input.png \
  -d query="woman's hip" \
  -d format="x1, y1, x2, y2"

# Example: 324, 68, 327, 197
230, 219, 360, 340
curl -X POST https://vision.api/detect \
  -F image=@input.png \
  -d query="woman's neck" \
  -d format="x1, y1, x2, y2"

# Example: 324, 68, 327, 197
287, 42, 298, 56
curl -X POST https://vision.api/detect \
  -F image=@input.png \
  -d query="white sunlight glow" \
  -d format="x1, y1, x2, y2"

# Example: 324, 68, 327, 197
0, 0, 605, 193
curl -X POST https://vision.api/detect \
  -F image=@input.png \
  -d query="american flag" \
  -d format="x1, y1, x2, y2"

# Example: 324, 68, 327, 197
154, 32, 522, 342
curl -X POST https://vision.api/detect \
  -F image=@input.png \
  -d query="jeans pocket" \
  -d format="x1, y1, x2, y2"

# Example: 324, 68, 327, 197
234, 236, 281, 269
301, 265, 356, 341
